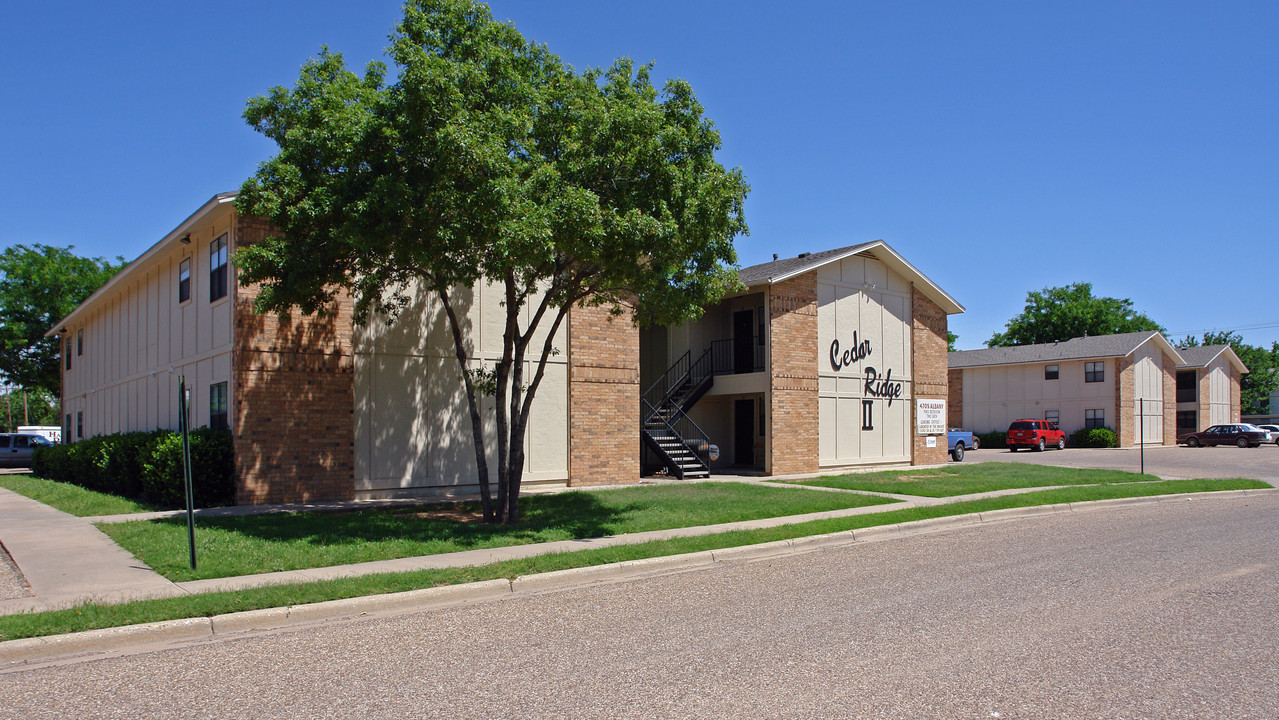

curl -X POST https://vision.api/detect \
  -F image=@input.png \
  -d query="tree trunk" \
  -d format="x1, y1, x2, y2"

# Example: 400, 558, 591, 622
439, 288, 495, 522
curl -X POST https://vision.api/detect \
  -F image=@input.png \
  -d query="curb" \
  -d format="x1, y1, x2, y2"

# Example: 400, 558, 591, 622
3, 487, 1275, 670
0, 617, 212, 667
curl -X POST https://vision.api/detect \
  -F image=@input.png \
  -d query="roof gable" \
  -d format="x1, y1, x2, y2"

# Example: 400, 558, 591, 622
1175, 344, 1249, 374
738, 240, 964, 315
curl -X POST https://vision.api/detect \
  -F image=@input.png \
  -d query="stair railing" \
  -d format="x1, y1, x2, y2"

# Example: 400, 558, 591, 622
641, 398, 715, 468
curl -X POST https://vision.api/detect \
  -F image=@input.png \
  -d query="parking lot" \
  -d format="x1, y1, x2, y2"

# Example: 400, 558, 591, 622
970, 441, 1279, 485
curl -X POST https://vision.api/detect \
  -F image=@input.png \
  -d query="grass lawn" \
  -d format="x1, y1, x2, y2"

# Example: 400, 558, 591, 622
0, 475, 158, 517
99, 483, 900, 581
3, 477, 1267, 641
782, 462, 1161, 497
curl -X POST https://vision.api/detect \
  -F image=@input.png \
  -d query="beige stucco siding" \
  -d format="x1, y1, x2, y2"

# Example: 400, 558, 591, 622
961, 359, 1116, 434
1205, 357, 1232, 425
1131, 343, 1165, 443
62, 207, 235, 438
816, 255, 913, 467
352, 280, 569, 495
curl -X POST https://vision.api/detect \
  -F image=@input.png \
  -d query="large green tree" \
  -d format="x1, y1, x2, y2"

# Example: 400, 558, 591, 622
1176, 331, 1279, 415
987, 282, 1163, 347
0, 245, 123, 397
236, 0, 748, 524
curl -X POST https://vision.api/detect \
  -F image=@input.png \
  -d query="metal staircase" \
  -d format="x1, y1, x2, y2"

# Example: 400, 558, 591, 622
640, 341, 738, 479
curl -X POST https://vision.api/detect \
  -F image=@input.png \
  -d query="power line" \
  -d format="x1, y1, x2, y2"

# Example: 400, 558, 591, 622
1166, 321, 1279, 338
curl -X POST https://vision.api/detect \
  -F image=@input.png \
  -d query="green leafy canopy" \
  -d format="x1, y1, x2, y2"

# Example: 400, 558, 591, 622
235, 0, 750, 523
235, 0, 748, 326
0, 245, 123, 395
987, 282, 1163, 347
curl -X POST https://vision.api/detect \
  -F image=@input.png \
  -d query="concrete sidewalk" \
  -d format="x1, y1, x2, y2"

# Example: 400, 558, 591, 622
2, 481, 936, 613
0, 489, 186, 614
1, 476, 1256, 615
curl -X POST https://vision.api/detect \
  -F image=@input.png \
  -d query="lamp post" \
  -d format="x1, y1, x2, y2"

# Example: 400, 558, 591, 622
178, 376, 197, 570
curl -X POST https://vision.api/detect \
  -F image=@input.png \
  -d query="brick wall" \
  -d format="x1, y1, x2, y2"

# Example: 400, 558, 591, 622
911, 287, 949, 465
1116, 355, 1134, 447
768, 273, 819, 475
1198, 368, 1211, 428
1161, 357, 1176, 445
947, 368, 963, 430
568, 303, 639, 485
1231, 368, 1242, 422
232, 217, 356, 504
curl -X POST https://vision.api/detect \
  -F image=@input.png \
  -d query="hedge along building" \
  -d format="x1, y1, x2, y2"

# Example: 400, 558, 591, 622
947, 332, 1246, 446
640, 242, 964, 478
50, 195, 963, 504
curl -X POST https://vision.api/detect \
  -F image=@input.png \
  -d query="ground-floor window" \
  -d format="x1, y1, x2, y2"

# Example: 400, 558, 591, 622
1084, 408, 1104, 429
76, 411, 83, 439
210, 382, 228, 431
64, 413, 71, 444
1177, 410, 1198, 434
1045, 410, 1060, 424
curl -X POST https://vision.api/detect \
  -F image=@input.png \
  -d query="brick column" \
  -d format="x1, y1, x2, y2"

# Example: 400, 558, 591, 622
1197, 369, 1211, 428
568, 303, 639, 486
947, 369, 963, 430
768, 273, 819, 475
1116, 355, 1135, 447
232, 217, 355, 504
911, 287, 949, 465
1161, 358, 1176, 445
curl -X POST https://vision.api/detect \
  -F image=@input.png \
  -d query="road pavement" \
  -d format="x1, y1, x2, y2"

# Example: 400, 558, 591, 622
971, 442, 1279, 484
3, 492, 1275, 719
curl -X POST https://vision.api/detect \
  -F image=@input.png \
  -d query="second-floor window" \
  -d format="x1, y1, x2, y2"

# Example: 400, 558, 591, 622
178, 258, 191, 303
1085, 361, 1104, 383
1044, 364, 1058, 380
210, 234, 228, 302
76, 329, 83, 356
65, 337, 72, 370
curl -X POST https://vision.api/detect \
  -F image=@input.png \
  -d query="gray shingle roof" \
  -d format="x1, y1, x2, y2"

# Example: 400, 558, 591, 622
1173, 345, 1230, 369
948, 331, 1167, 369
737, 242, 878, 286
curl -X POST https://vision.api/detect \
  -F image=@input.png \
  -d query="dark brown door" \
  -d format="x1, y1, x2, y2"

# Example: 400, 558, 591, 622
735, 399, 754, 467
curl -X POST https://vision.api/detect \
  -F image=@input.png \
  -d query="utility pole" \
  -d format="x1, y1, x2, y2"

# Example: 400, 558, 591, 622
23, 388, 29, 426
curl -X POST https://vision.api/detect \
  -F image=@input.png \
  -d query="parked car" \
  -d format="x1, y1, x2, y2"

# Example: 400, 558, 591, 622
1179, 424, 1272, 448
947, 429, 974, 461
1256, 425, 1279, 445
1006, 419, 1066, 452
0, 433, 55, 468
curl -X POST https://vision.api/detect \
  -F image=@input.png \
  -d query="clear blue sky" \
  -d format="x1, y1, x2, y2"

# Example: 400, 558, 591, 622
3, 1, 1276, 349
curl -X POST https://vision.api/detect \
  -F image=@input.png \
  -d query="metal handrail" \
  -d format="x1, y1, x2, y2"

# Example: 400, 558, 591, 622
641, 398, 714, 465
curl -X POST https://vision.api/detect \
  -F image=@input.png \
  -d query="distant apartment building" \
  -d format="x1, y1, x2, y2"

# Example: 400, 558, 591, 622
948, 332, 1245, 446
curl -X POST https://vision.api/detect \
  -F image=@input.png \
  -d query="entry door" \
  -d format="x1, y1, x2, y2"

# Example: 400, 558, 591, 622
733, 310, 754, 373
735, 399, 755, 466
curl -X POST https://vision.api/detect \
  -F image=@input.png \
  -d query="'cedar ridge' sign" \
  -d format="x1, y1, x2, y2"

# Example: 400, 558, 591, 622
829, 333, 904, 406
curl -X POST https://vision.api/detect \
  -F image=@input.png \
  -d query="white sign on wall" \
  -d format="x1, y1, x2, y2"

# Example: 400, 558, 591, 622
916, 399, 946, 435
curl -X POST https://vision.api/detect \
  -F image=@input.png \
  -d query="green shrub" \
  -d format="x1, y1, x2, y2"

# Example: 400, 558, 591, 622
32, 428, 234, 509
142, 428, 235, 508
1069, 426, 1118, 448
975, 430, 1006, 449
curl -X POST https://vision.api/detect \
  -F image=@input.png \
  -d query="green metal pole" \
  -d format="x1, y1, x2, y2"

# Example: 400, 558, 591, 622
179, 375, 197, 570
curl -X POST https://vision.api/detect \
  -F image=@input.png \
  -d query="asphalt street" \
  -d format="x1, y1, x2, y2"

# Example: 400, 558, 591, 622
972, 442, 1279, 484
3, 493, 1276, 719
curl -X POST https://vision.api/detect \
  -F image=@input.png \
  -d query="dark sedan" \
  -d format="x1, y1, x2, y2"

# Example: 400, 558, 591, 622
1179, 424, 1272, 448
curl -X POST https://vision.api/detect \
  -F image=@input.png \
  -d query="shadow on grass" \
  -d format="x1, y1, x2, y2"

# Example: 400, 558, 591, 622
153, 491, 636, 549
